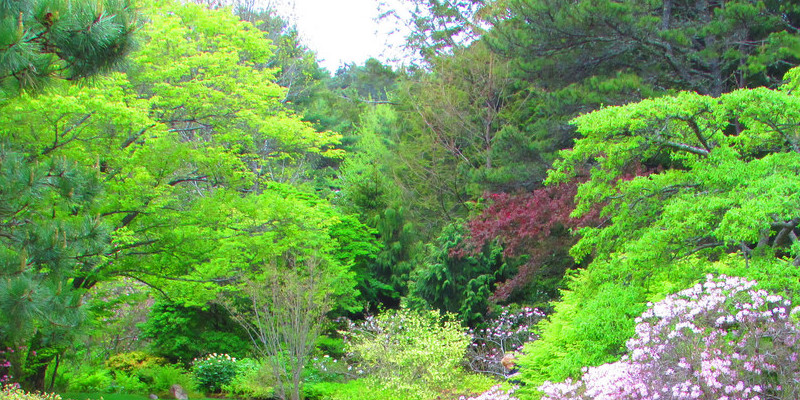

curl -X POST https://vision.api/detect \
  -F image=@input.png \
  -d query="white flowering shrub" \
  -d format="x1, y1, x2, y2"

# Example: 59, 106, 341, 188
340, 309, 471, 398
0, 385, 60, 400
192, 353, 239, 393
466, 306, 544, 376
540, 275, 800, 400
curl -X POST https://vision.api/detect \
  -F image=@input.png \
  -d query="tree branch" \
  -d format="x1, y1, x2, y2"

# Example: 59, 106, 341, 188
655, 139, 710, 156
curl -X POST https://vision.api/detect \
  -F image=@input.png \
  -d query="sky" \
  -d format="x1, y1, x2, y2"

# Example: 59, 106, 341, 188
273, 0, 409, 71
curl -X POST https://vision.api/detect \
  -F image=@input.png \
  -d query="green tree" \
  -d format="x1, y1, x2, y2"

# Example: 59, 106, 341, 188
411, 222, 508, 326
516, 66, 800, 394
490, 0, 800, 96
0, 1, 369, 389
0, 0, 137, 96
0, 150, 109, 389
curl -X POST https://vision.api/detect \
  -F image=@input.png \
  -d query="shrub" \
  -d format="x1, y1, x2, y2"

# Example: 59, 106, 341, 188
341, 309, 472, 399
106, 352, 167, 374
466, 306, 545, 376
0, 385, 62, 400
539, 274, 800, 399
138, 364, 196, 396
141, 301, 251, 364
192, 353, 239, 393
65, 369, 114, 393
1, 348, 13, 385
221, 358, 274, 399
109, 371, 149, 394
459, 385, 518, 400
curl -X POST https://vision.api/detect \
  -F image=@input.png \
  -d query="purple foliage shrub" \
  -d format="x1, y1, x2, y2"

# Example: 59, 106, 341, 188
466, 306, 545, 376
540, 275, 800, 400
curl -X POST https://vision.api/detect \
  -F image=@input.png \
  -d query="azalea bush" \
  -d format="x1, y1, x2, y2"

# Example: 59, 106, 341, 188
460, 385, 518, 400
540, 275, 800, 400
466, 306, 545, 376
1, 348, 13, 385
0, 385, 61, 400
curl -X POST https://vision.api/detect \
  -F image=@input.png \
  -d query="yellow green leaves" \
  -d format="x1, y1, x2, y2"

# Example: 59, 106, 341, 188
131, 1, 341, 174
0, 0, 354, 305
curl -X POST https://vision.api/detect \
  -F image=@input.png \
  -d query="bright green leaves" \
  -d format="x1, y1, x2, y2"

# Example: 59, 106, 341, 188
523, 66, 800, 391
132, 1, 341, 174
0, 0, 358, 306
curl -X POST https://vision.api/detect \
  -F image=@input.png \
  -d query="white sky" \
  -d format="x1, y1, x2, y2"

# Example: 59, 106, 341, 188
274, 0, 409, 71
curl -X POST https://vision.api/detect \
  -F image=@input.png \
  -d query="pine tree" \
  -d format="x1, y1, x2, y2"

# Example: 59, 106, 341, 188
0, 0, 137, 96
0, 150, 109, 389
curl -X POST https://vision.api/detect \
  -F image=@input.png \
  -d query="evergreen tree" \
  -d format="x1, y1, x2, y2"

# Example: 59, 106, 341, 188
0, 0, 137, 96
0, 150, 109, 389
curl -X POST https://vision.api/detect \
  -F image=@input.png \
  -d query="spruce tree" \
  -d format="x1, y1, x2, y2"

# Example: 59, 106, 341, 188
0, 0, 137, 96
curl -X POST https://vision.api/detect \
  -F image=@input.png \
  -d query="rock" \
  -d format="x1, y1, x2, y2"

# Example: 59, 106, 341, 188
169, 384, 188, 400
149, 394, 158, 400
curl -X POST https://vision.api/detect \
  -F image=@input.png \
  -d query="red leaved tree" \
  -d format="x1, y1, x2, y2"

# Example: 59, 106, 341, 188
456, 182, 596, 301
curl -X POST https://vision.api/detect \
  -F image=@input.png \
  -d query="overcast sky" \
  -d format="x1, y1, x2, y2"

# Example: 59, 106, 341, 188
274, 0, 409, 71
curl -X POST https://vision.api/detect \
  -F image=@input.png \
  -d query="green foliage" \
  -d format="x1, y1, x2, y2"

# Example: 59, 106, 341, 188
515, 266, 651, 393
314, 336, 346, 360
0, 0, 138, 97
515, 66, 800, 395
412, 222, 509, 326
139, 302, 250, 364
108, 372, 148, 395
304, 373, 496, 400
341, 309, 472, 399
0, 149, 108, 389
59, 362, 196, 396
191, 354, 238, 393
65, 369, 114, 393
220, 358, 274, 400
105, 352, 166, 374
491, 0, 800, 95
135, 365, 195, 397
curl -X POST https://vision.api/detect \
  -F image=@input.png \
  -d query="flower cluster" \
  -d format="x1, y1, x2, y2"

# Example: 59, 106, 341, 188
459, 385, 519, 400
540, 275, 800, 400
466, 306, 545, 376
0, 385, 60, 400
0, 347, 22, 385
192, 353, 239, 393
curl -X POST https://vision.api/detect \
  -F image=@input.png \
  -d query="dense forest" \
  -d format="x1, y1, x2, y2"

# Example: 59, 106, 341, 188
3, 0, 800, 399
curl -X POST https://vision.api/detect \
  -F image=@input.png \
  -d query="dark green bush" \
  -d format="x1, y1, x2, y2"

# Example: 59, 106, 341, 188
192, 354, 239, 393
139, 301, 251, 364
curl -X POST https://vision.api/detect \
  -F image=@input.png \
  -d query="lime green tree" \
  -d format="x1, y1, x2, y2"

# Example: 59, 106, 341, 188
0, 0, 370, 389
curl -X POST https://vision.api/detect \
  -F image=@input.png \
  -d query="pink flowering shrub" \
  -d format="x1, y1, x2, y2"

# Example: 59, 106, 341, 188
0, 350, 11, 385
466, 306, 545, 376
460, 385, 518, 400
540, 274, 800, 400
